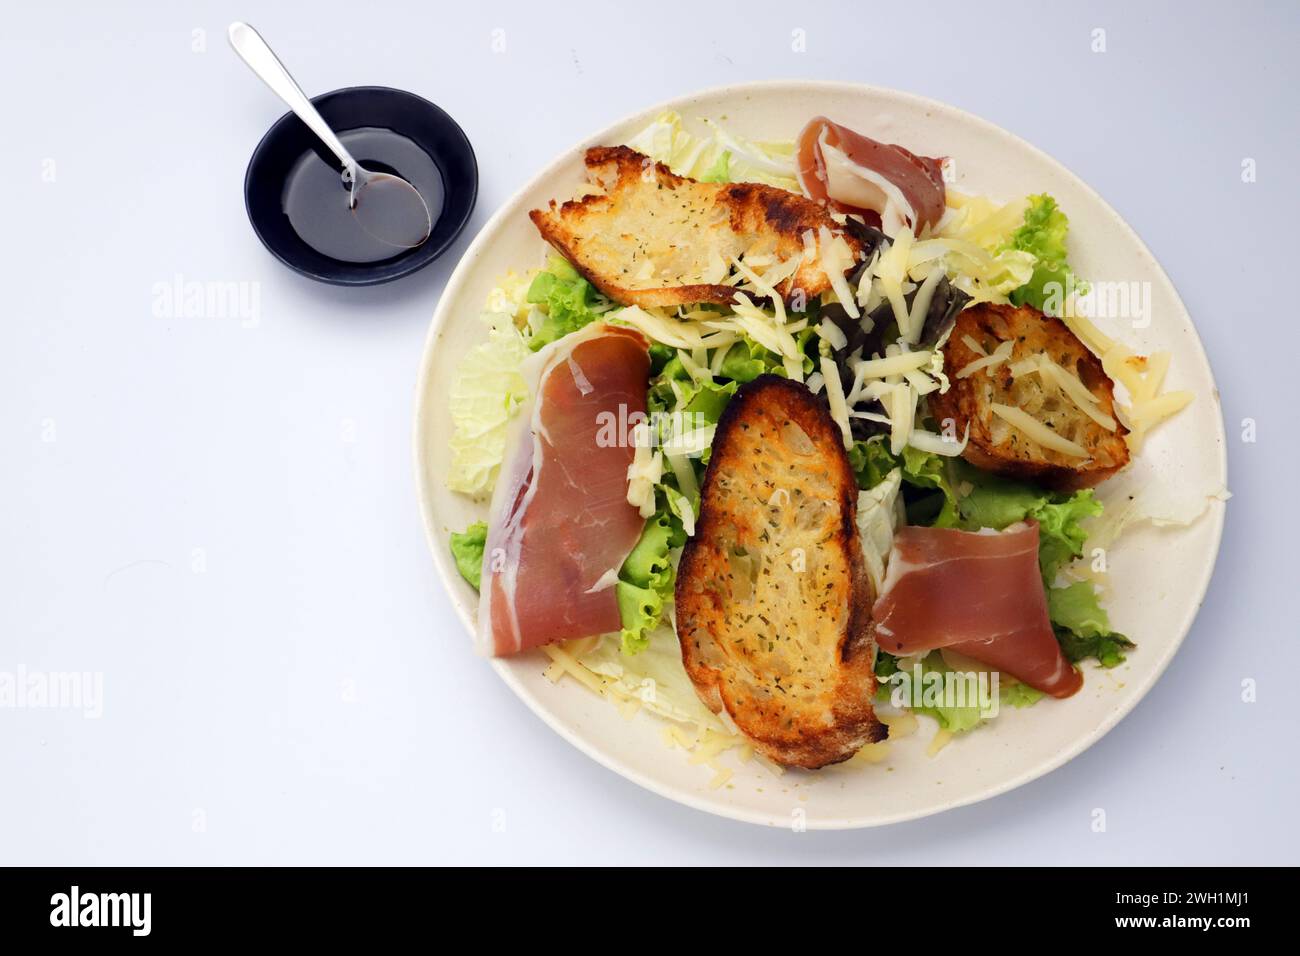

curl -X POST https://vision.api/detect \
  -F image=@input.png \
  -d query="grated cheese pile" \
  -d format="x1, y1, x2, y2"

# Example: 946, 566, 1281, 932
1063, 313, 1193, 452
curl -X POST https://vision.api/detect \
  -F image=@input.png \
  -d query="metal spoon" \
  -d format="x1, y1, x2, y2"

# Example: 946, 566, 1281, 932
228, 21, 432, 249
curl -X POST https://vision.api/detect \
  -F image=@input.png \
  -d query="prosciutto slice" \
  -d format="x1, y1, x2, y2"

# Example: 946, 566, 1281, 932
871, 521, 1082, 697
795, 117, 947, 235
477, 323, 651, 657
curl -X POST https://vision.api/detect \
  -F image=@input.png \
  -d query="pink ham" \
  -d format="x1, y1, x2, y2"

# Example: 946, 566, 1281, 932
795, 117, 947, 234
871, 521, 1082, 698
477, 324, 651, 657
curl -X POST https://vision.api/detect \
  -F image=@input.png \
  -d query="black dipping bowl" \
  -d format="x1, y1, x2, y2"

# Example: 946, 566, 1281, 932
244, 86, 477, 286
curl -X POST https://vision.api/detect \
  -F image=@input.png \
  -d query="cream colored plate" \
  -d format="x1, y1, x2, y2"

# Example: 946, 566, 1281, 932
413, 81, 1227, 829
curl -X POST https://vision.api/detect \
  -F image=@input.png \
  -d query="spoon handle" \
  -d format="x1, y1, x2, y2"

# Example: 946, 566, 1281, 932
227, 22, 358, 179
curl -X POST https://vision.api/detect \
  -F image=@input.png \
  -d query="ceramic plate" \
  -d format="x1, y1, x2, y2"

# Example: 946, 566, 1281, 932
413, 81, 1227, 828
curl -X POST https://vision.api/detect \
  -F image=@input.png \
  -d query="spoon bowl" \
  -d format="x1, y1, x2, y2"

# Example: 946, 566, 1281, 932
348, 167, 432, 249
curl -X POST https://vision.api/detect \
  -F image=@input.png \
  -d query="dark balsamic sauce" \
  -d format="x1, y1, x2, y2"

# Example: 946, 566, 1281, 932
281, 126, 444, 263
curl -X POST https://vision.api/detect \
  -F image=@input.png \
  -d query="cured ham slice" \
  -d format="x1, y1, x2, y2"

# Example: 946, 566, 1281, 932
871, 521, 1082, 697
477, 323, 651, 657
795, 117, 947, 235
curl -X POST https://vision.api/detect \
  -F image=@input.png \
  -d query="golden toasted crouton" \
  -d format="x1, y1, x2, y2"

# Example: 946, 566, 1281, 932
529, 146, 861, 308
674, 376, 885, 769
930, 303, 1130, 491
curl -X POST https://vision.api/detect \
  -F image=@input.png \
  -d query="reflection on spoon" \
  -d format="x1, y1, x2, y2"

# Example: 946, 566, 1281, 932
344, 165, 432, 249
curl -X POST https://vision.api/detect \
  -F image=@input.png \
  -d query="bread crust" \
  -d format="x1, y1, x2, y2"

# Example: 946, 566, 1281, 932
530, 146, 861, 308
674, 375, 885, 769
930, 303, 1130, 491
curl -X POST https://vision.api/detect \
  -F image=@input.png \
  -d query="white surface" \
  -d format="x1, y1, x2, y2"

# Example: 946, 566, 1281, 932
1, 0, 1295, 863
414, 81, 1227, 829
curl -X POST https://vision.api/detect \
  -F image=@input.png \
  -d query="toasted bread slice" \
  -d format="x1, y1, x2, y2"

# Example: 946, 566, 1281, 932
930, 302, 1130, 491
529, 146, 861, 308
674, 376, 884, 769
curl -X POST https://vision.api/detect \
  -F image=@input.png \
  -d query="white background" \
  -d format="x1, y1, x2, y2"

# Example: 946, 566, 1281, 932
2, 0, 1296, 864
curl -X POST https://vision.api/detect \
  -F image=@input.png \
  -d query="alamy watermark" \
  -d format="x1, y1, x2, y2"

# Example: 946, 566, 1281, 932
151, 274, 261, 328
0, 666, 103, 719
887, 661, 1000, 720
1042, 277, 1153, 329
595, 405, 711, 450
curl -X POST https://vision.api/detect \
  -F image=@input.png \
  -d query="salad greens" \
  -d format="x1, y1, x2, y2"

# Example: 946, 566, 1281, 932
955, 462, 1101, 580
445, 313, 529, 498
952, 461, 1130, 667
623, 111, 800, 191
1049, 583, 1135, 667
448, 495, 687, 655
876, 651, 1044, 734
449, 521, 487, 590
1002, 194, 1084, 314
616, 505, 686, 654
525, 255, 607, 351
849, 437, 960, 528
444, 108, 1136, 753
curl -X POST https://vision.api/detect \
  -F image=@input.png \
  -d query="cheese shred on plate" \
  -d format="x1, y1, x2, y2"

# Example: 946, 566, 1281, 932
1063, 312, 1194, 450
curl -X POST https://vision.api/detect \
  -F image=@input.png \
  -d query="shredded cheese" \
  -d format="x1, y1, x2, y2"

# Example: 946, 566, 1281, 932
675, 489, 697, 536
1062, 312, 1116, 356
851, 350, 933, 379
817, 317, 848, 351
927, 728, 953, 757
888, 381, 917, 455
817, 225, 860, 320
661, 424, 715, 458
730, 293, 800, 360
820, 354, 854, 449
625, 422, 663, 517
989, 403, 1088, 458
677, 348, 713, 384
612, 305, 710, 349
908, 423, 970, 457
730, 255, 787, 324
874, 228, 914, 336
955, 339, 1015, 379
1037, 356, 1117, 431
903, 267, 944, 346
665, 451, 700, 503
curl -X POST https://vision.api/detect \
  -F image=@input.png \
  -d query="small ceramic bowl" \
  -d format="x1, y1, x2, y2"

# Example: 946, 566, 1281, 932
243, 86, 477, 286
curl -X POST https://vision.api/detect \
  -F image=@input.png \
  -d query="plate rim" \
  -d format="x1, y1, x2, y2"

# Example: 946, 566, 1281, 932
412, 79, 1228, 829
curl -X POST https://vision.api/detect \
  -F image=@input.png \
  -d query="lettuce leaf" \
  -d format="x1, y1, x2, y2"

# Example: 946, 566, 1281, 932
876, 651, 1043, 734
849, 438, 901, 490
448, 505, 685, 657
572, 628, 725, 730
955, 463, 1100, 581
900, 446, 960, 528
1048, 583, 1134, 667
525, 256, 604, 351
954, 463, 1125, 666
616, 505, 685, 654
623, 111, 799, 191
699, 150, 731, 183
1002, 195, 1083, 314
1034, 492, 1103, 582
848, 437, 958, 526
447, 313, 530, 497
719, 339, 784, 383
449, 522, 487, 589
